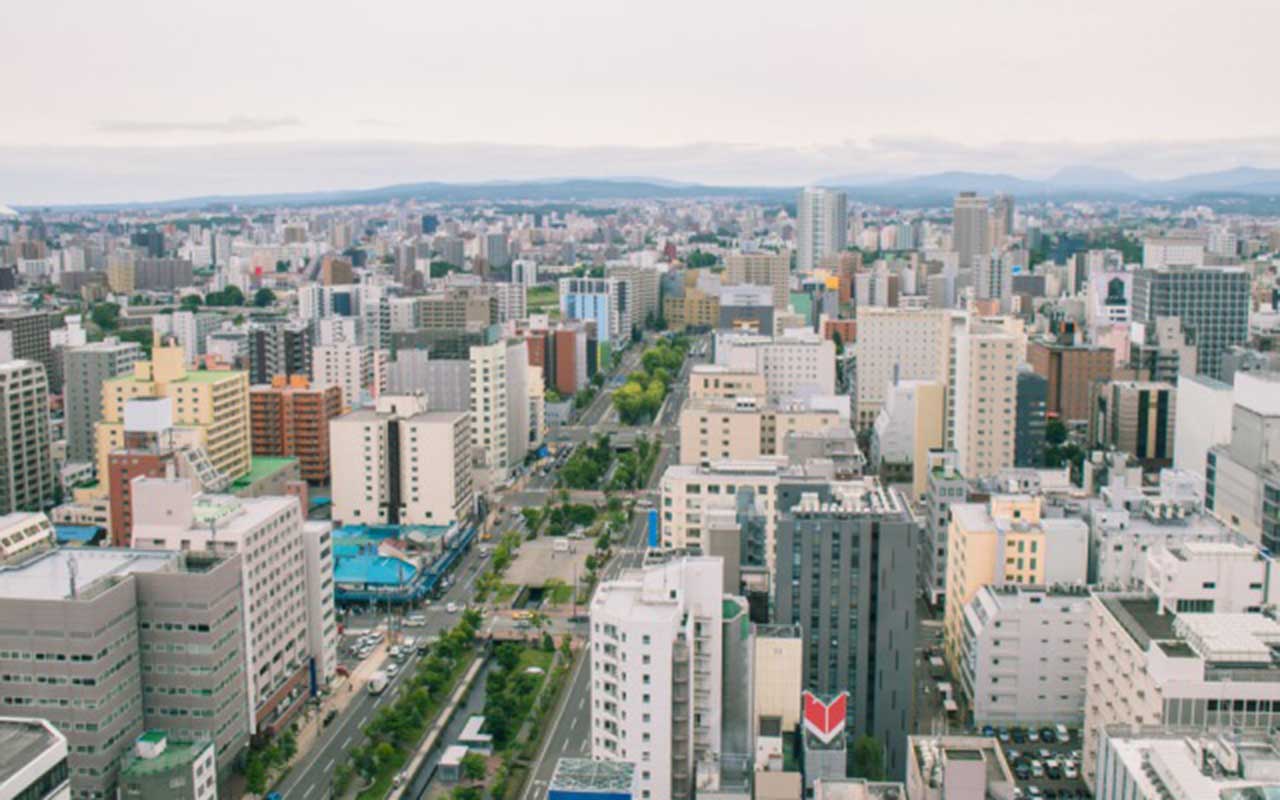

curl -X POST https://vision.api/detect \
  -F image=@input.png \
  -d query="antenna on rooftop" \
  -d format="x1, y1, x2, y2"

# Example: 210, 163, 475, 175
67, 555, 78, 600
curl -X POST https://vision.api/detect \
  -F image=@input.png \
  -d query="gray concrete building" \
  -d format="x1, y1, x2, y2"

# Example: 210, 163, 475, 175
1131, 266, 1249, 380
0, 309, 54, 388
0, 546, 249, 799
247, 321, 313, 385
63, 338, 143, 464
1014, 365, 1047, 468
773, 479, 916, 779
922, 453, 969, 608
0, 360, 55, 513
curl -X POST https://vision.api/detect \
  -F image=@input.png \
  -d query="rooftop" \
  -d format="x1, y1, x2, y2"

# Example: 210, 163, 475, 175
229, 455, 298, 490
549, 757, 636, 792
0, 718, 63, 787
120, 739, 211, 778
0, 547, 175, 600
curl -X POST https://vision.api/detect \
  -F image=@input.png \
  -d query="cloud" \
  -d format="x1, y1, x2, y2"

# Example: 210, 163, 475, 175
95, 115, 301, 134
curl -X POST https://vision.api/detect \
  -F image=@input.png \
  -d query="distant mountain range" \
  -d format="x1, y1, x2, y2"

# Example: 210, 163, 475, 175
19, 166, 1280, 212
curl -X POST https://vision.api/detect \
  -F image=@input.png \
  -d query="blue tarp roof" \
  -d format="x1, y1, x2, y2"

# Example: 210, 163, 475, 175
333, 555, 417, 586
54, 525, 101, 543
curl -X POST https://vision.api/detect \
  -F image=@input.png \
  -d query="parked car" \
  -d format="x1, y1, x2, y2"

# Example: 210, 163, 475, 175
323, 709, 338, 727
1056, 724, 1071, 742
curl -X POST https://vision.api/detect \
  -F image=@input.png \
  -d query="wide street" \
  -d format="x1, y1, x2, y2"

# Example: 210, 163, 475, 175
274, 332, 701, 800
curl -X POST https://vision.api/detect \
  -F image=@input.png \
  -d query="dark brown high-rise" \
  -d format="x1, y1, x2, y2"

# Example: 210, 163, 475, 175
1026, 339, 1115, 422
250, 376, 343, 484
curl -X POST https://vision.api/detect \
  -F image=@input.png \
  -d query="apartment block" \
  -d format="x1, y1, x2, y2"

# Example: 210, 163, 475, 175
0, 308, 55, 382
678, 397, 842, 466
312, 342, 365, 411
943, 495, 1088, 677
330, 394, 474, 527
0, 360, 56, 514
0, 546, 250, 799
687, 365, 768, 401
590, 556, 729, 800
714, 330, 835, 405
952, 316, 1025, 478
250, 376, 343, 484
95, 345, 251, 484
247, 321, 313, 385
853, 308, 954, 429
1131, 266, 1250, 380
63, 339, 144, 465
606, 262, 662, 327
132, 478, 329, 736
870, 379, 946, 497
470, 339, 531, 482
725, 251, 790, 310
959, 585, 1091, 725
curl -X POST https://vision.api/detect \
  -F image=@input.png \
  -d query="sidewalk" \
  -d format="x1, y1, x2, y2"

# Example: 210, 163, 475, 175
285, 638, 391, 779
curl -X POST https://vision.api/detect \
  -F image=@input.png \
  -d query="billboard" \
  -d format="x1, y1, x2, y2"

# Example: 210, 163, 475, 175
802, 690, 847, 743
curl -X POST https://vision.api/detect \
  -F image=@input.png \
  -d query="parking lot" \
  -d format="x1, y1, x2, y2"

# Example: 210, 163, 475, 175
985, 724, 1091, 799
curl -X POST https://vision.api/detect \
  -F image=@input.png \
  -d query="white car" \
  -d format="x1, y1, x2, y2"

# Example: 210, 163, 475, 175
446, 602, 459, 614
386, 663, 400, 677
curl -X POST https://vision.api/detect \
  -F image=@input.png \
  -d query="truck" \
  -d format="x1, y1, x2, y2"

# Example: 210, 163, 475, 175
367, 670, 389, 695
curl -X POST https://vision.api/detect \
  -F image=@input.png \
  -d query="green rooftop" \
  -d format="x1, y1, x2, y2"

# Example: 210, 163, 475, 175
121, 738, 211, 778
230, 456, 298, 490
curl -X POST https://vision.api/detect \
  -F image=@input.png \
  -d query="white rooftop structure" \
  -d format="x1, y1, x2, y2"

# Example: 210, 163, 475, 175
0, 547, 174, 600
1175, 613, 1280, 664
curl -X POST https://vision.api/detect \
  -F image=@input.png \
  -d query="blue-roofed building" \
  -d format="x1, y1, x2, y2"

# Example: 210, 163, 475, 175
331, 523, 475, 605
54, 524, 104, 547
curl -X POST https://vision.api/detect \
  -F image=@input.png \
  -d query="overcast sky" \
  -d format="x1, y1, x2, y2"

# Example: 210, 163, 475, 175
6, 0, 1279, 204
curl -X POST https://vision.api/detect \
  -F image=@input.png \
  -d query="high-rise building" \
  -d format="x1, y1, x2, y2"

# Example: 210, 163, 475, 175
1026, 339, 1116, 422
725, 251, 790, 310
1090, 380, 1177, 470
1142, 236, 1206, 269
482, 231, 510, 269
796, 188, 848, 271
1205, 371, 1280, 550
678, 396, 841, 466
1013, 365, 1048, 468
330, 394, 474, 527
952, 192, 990, 272
606, 262, 661, 328
559, 277, 633, 350
773, 480, 916, 776
991, 193, 1015, 243
312, 343, 365, 410
95, 344, 251, 483
152, 311, 220, 367
132, 477, 335, 735
469, 339, 530, 481
250, 376, 344, 484
0, 544, 250, 799
852, 308, 956, 429
247, 321, 313, 385
0, 360, 55, 513
1131, 266, 1250, 380
320, 255, 354, 286
714, 329, 836, 405
952, 316, 1025, 477
63, 339, 144, 465
0, 308, 54, 384
590, 556, 732, 800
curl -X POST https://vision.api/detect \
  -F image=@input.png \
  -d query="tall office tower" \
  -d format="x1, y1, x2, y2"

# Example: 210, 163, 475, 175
0, 308, 54, 386
482, 231, 511, 269
796, 188, 848, 271
511, 258, 538, 287
1013, 365, 1048, 468
591, 556, 731, 800
133, 477, 336, 735
63, 338, 143, 464
95, 344, 251, 483
1131, 266, 1250, 380
1026, 339, 1115, 422
560, 277, 633, 350
853, 308, 954, 429
0, 360, 55, 513
952, 192, 991, 272
991, 193, 1015, 243
0, 545, 251, 800
952, 316, 1025, 478
976, 252, 1012, 301
1090, 380, 1177, 470
773, 480, 917, 777
1206, 372, 1280, 550
330, 394, 474, 527
250, 376, 344, 484
725, 251, 791, 310
469, 339, 530, 481
435, 235, 466, 270
312, 342, 365, 410
248, 321, 313, 384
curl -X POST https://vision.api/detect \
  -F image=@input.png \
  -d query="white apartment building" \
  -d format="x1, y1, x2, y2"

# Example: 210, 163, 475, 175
330, 394, 474, 527
659, 459, 785, 561
313, 342, 366, 410
1084, 596, 1280, 787
469, 339, 530, 484
591, 556, 727, 800
853, 308, 958, 429
714, 330, 835, 405
952, 316, 1025, 479
960, 585, 1091, 725
796, 188, 848, 272
1145, 540, 1276, 615
678, 397, 841, 466
871, 379, 946, 498
131, 478, 331, 733
1172, 373, 1233, 487
302, 520, 339, 686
